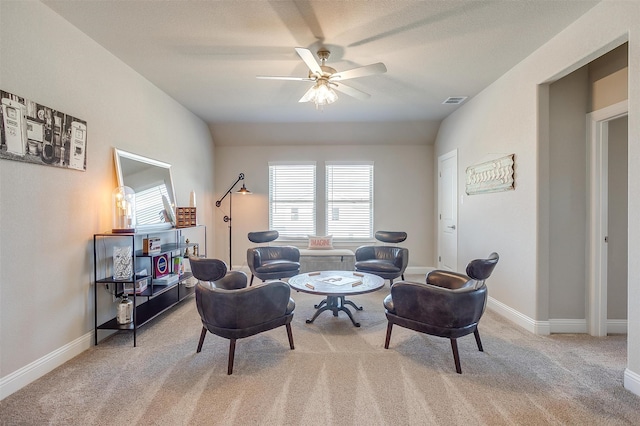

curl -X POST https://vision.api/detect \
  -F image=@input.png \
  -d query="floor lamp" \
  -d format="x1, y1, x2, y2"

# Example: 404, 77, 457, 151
215, 173, 251, 269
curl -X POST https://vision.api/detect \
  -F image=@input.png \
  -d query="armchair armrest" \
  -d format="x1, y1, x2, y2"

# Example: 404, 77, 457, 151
269, 246, 300, 262
393, 247, 409, 270
355, 245, 376, 261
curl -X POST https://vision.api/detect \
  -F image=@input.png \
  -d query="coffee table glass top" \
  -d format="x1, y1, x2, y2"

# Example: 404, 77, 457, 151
288, 270, 385, 327
288, 270, 384, 296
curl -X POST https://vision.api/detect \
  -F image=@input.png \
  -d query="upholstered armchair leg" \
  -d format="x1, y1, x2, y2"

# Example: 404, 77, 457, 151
401, 274, 405, 280
384, 322, 393, 349
196, 326, 207, 353
450, 338, 462, 374
228, 339, 237, 375
286, 323, 295, 350
249, 275, 254, 286
389, 279, 394, 287
474, 328, 484, 352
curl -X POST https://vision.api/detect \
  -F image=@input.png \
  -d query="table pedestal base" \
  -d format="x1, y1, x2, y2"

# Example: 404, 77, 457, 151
307, 295, 364, 327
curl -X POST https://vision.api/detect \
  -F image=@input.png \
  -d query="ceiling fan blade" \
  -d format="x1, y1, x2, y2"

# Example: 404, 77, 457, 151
295, 47, 322, 75
330, 62, 387, 81
331, 82, 371, 100
256, 75, 315, 81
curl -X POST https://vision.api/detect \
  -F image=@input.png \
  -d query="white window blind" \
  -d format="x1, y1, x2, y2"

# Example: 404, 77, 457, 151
269, 163, 316, 238
326, 163, 373, 238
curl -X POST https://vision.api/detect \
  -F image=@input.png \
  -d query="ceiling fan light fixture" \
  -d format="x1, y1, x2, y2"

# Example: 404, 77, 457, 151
315, 81, 338, 106
301, 80, 338, 108
262, 47, 385, 108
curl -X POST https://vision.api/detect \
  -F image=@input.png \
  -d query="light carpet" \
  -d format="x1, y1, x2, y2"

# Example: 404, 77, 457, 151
1, 282, 639, 425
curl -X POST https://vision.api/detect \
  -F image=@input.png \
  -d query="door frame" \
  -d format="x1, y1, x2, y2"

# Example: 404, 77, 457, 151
586, 100, 628, 336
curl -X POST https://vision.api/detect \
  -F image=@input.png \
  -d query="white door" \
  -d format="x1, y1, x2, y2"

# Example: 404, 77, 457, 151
438, 150, 458, 270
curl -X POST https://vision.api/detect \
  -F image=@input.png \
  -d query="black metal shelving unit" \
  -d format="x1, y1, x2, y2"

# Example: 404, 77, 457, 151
93, 225, 206, 346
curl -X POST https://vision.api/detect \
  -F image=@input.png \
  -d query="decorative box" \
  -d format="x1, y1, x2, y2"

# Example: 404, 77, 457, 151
153, 253, 170, 278
175, 207, 197, 228
142, 237, 161, 255
173, 256, 184, 275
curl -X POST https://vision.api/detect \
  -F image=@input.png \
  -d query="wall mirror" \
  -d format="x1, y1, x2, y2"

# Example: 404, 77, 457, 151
114, 148, 176, 232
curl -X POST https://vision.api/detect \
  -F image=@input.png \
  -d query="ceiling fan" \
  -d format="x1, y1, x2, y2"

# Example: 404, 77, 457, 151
257, 47, 387, 107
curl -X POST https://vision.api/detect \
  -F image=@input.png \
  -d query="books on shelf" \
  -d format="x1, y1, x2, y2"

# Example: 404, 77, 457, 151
153, 273, 179, 286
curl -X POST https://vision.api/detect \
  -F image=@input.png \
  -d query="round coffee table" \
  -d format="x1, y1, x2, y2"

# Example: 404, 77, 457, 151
288, 270, 385, 327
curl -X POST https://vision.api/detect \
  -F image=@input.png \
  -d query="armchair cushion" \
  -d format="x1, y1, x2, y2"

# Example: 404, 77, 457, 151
354, 246, 409, 282
247, 244, 301, 284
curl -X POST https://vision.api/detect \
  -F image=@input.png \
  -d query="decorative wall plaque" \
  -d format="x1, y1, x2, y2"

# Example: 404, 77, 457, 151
465, 154, 515, 195
0, 89, 87, 171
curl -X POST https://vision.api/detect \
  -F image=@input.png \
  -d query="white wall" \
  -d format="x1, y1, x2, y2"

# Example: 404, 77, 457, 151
0, 2, 215, 398
434, 0, 640, 395
212, 130, 435, 272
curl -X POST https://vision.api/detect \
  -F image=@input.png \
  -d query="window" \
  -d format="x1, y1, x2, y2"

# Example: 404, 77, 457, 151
269, 162, 374, 240
269, 163, 316, 238
326, 162, 373, 238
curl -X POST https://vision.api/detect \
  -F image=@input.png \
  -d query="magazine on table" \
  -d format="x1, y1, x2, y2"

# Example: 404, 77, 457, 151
318, 275, 361, 286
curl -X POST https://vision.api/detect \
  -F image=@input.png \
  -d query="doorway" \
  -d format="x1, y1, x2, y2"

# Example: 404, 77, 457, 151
587, 100, 628, 336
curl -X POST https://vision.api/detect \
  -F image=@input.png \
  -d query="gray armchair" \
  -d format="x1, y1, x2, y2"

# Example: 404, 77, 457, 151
355, 231, 409, 286
383, 252, 499, 374
246, 230, 300, 286
190, 257, 296, 375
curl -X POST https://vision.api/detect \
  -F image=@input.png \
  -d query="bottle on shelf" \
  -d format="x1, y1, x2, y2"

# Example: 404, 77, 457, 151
117, 294, 133, 324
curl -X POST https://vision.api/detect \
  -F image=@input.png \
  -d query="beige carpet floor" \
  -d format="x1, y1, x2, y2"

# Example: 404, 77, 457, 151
1, 280, 639, 425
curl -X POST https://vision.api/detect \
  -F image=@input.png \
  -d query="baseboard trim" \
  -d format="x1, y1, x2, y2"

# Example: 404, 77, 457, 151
0, 331, 93, 400
487, 298, 629, 337
549, 319, 588, 334
487, 296, 550, 335
624, 368, 640, 397
548, 319, 627, 334
607, 319, 627, 334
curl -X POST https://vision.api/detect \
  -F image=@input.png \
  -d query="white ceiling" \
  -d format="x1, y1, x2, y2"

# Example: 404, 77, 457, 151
43, 0, 599, 125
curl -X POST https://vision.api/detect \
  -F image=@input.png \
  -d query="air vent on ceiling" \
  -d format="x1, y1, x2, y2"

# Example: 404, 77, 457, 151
442, 96, 468, 105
